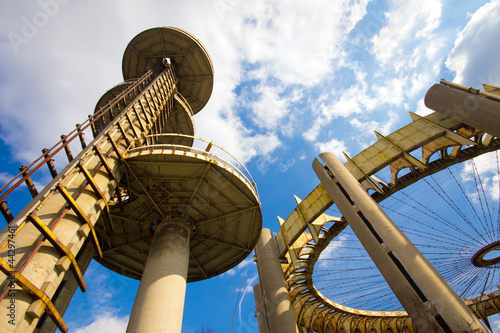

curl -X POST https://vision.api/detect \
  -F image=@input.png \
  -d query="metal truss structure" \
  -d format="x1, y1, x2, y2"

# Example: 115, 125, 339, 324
274, 82, 500, 332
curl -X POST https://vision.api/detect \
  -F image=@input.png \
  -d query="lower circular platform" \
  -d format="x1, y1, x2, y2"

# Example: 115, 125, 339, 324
95, 145, 262, 282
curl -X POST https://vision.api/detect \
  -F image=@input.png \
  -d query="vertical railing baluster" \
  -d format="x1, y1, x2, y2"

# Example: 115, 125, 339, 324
42, 148, 58, 178
19, 166, 38, 198
60, 135, 74, 162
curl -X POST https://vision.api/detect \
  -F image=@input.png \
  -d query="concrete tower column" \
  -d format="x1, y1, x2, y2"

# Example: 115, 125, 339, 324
313, 152, 488, 333
255, 228, 299, 333
425, 83, 500, 138
253, 283, 269, 333
126, 218, 192, 333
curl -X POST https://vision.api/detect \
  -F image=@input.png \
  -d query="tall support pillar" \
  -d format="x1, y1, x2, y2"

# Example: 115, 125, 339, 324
126, 218, 192, 333
253, 283, 270, 333
313, 152, 488, 333
255, 228, 299, 333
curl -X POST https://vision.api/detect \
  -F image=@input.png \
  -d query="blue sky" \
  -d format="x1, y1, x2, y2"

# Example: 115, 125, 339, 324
1, 0, 500, 332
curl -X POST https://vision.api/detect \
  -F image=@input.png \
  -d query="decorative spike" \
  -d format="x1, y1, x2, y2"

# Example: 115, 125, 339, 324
278, 216, 285, 226
483, 83, 500, 95
293, 195, 302, 204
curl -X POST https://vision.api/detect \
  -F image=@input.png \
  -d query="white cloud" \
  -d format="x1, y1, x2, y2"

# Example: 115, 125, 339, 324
236, 257, 255, 270
221, 256, 256, 277
371, 0, 442, 65
251, 84, 289, 130
224, 269, 237, 277
446, 0, 500, 86
315, 137, 348, 158
349, 110, 398, 136
196, 105, 281, 165
74, 313, 128, 333
1, 1, 499, 332
415, 97, 433, 116
0, 172, 14, 185
0, 1, 124, 162
302, 0, 446, 148
231, 0, 370, 86
237, 273, 259, 326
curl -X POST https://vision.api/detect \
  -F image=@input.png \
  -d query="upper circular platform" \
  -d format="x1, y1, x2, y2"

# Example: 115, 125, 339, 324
93, 81, 195, 146
95, 137, 262, 282
122, 27, 214, 115
93, 80, 134, 135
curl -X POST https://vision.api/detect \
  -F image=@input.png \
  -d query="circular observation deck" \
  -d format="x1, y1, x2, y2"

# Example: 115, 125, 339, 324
93, 80, 136, 135
93, 81, 196, 146
95, 136, 262, 282
122, 27, 213, 115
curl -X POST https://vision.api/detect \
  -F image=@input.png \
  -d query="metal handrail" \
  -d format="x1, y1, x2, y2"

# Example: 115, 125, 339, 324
440, 79, 500, 103
127, 133, 260, 200
0, 69, 157, 203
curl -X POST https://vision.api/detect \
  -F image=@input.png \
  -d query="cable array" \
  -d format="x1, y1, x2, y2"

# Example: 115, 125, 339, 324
313, 151, 500, 312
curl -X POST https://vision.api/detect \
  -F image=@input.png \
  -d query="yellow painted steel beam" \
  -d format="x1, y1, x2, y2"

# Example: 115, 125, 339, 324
408, 112, 476, 146
278, 216, 298, 265
57, 184, 103, 259
374, 131, 428, 170
106, 132, 123, 160
343, 152, 384, 194
93, 146, 116, 180
275, 184, 333, 258
78, 163, 114, 233
293, 195, 320, 243
121, 160, 164, 217
0, 257, 68, 333
27, 213, 87, 292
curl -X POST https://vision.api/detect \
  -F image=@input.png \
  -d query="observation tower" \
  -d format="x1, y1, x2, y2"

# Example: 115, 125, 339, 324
0, 27, 262, 333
